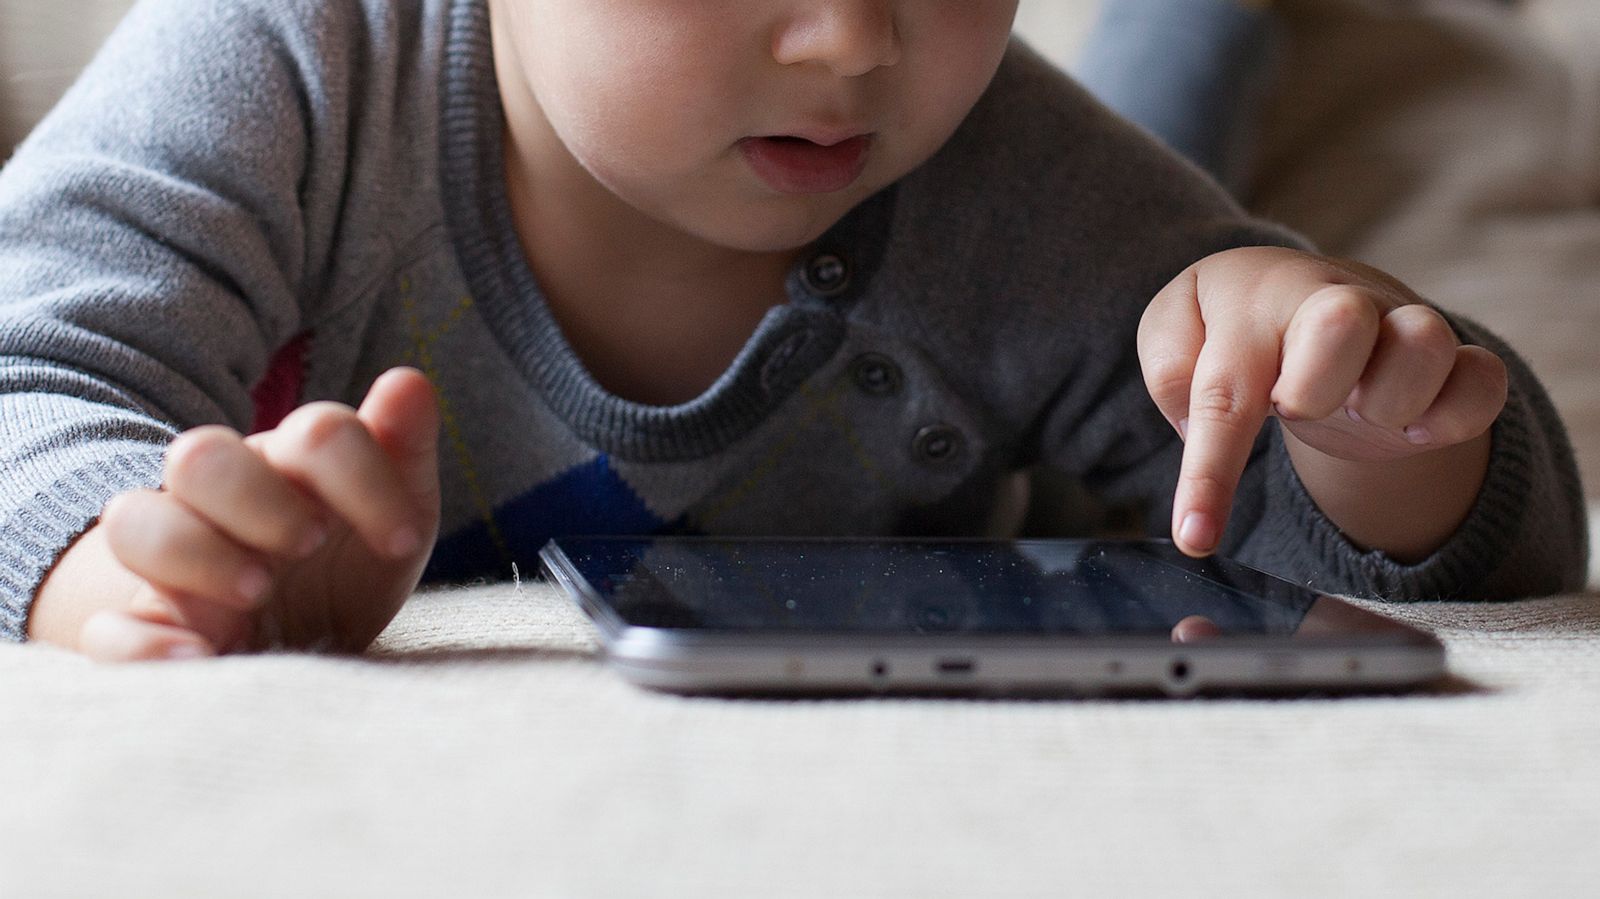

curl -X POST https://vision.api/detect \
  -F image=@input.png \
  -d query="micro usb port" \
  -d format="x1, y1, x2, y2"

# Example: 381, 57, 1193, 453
936, 658, 976, 676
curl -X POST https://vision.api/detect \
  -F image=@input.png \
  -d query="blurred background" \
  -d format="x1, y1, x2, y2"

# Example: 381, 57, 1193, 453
3, 0, 1597, 510
1023, 0, 1600, 513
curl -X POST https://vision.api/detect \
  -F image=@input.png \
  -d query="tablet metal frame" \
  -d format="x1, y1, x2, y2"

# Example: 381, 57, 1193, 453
539, 538, 1446, 697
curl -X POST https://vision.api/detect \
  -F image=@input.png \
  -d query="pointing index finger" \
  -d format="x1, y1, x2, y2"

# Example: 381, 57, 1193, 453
1138, 267, 1206, 437
1171, 322, 1279, 557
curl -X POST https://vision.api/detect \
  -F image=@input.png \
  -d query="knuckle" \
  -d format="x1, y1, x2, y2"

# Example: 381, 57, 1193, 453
1389, 305, 1457, 354
1417, 357, 1508, 444
1179, 467, 1237, 503
1189, 380, 1257, 425
104, 507, 177, 563
263, 514, 317, 555
1311, 282, 1358, 302
1467, 347, 1509, 393
1142, 356, 1193, 406
1314, 285, 1378, 323
236, 498, 317, 559
280, 403, 362, 454
100, 489, 151, 533
164, 426, 242, 487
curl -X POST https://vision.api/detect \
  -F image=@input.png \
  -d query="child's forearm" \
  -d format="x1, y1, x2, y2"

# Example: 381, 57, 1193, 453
1282, 426, 1493, 564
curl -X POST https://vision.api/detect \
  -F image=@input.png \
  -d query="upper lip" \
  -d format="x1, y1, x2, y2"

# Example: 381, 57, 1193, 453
752, 127, 873, 147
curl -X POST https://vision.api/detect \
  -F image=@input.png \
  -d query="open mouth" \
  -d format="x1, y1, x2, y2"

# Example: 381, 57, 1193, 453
739, 134, 873, 195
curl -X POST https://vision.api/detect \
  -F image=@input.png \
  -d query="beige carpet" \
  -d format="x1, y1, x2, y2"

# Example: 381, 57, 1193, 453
1, 577, 1597, 898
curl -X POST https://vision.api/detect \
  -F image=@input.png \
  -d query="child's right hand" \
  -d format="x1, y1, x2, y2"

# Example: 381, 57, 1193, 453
38, 367, 441, 661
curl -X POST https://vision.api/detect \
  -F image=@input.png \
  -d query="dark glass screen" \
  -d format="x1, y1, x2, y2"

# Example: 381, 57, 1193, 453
548, 538, 1365, 638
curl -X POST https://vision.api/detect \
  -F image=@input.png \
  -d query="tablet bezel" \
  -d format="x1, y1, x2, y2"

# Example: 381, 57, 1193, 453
539, 537, 1446, 697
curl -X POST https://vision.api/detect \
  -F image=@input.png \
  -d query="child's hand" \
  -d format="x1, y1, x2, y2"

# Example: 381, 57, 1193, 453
1137, 247, 1508, 558
77, 367, 441, 660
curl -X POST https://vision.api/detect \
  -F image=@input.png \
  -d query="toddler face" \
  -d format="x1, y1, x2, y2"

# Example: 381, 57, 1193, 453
491, 0, 1020, 252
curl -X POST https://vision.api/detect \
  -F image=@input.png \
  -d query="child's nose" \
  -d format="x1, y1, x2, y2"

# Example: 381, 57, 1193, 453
772, 1, 903, 77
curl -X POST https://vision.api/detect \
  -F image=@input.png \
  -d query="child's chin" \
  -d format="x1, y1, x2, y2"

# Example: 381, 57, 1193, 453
693, 200, 859, 254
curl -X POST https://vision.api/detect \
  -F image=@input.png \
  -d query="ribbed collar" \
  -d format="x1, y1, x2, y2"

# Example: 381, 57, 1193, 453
438, 0, 896, 463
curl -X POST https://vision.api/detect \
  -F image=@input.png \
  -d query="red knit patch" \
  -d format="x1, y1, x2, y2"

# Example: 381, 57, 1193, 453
249, 332, 310, 434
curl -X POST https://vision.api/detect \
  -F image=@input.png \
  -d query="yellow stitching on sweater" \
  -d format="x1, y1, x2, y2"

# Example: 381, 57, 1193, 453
694, 376, 852, 531
819, 397, 897, 498
399, 281, 512, 566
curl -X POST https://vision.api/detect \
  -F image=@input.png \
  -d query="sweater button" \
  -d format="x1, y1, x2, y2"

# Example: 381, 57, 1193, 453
801, 253, 850, 297
850, 353, 902, 397
913, 424, 964, 465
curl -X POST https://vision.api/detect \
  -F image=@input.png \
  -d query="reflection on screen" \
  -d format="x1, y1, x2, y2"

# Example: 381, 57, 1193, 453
563, 539, 1319, 637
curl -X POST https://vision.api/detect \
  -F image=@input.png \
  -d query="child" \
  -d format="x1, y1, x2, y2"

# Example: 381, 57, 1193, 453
0, 0, 1584, 661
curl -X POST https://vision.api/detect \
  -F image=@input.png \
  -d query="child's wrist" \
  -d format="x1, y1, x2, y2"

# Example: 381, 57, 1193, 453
1280, 424, 1492, 563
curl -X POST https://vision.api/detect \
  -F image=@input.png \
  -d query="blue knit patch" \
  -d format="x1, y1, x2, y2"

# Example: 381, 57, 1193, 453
426, 454, 675, 582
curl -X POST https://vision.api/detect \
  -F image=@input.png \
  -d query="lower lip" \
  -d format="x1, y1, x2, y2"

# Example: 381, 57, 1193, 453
739, 135, 872, 195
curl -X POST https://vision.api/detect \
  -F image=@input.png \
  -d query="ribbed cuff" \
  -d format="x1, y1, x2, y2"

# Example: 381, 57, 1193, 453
1262, 309, 1559, 601
0, 451, 165, 642
1268, 388, 1532, 601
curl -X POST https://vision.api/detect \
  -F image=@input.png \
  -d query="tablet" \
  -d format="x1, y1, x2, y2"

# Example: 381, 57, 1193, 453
538, 536, 1446, 697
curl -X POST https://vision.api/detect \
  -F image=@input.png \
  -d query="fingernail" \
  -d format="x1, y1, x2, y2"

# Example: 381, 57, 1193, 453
237, 566, 271, 604
1345, 407, 1363, 423
1403, 425, 1432, 445
1179, 512, 1218, 554
1177, 418, 1189, 441
296, 525, 329, 558
388, 527, 422, 558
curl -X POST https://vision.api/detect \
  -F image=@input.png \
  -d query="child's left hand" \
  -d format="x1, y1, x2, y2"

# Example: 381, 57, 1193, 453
1137, 246, 1508, 558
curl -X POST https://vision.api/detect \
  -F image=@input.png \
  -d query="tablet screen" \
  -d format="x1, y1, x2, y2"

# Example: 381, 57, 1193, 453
552, 538, 1353, 638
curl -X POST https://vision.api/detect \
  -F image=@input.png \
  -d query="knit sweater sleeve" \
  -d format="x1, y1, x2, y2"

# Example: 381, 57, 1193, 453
1041, 273, 1589, 602
1232, 310, 1589, 600
0, 0, 345, 640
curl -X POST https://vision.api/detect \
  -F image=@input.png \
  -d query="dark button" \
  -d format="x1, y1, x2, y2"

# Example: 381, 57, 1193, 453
913, 424, 965, 464
850, 353, 902, 397
801, 253, 850, 297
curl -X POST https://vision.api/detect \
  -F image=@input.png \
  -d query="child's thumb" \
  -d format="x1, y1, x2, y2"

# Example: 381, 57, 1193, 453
357, 367, 442, 507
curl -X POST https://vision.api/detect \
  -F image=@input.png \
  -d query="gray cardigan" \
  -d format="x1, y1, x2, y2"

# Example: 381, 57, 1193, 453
0, 0, 1584, 641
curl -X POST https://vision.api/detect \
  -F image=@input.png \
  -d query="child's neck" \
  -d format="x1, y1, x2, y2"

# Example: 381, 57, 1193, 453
499, 129, 797, 408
